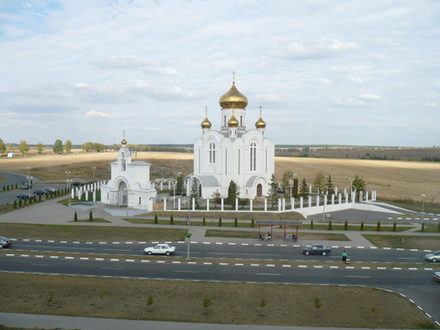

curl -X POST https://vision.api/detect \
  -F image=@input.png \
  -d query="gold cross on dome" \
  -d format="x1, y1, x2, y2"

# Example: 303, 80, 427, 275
232, 71, 236, 84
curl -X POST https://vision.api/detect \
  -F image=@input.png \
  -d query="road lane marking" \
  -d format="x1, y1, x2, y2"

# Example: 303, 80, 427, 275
219, 263, 228, 266
282, 265, 291, 268
31, 263, 53, 267
377, 267, 386, 270
298, 265, 307, 268
65, 256, 74, 260
50, 256, 59, 259
266, 264, 275, 267
256, 273, 281, 276
345, 276, 371, 278
174, 270, 198, 273
110, 259, 119, 262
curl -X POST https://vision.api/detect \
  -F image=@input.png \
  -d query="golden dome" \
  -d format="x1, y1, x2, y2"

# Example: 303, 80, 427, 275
255, 109, 266, 129
228, 112, 239, 127
121, 138, 127, 145
219, 82, 248, 109
201, 116, 212, 129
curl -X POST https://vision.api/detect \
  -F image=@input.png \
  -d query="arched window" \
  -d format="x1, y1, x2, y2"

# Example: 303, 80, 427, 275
250, 142, 256, 171
240, 115, 243, 126
224, 115, 226, 126
209, 142, 216, 164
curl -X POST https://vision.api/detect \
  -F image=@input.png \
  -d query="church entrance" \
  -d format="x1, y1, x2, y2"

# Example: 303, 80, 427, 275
256, 184, 262, 197
118, 181, 128, 207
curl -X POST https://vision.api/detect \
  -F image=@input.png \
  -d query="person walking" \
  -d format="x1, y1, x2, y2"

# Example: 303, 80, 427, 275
342, 250, 348, 263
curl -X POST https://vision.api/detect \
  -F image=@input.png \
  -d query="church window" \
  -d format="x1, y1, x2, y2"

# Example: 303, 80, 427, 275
250, 142, 256, 171
209, 142, 216, 164
224, 115, 226, 126
240, 115, 242, 126
139, 197, 141, 204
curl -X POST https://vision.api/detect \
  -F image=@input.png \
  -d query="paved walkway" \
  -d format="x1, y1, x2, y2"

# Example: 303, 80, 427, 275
0, 312, 411, 330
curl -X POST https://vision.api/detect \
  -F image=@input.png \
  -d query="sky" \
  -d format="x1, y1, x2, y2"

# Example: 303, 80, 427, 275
0, 0, 439, 146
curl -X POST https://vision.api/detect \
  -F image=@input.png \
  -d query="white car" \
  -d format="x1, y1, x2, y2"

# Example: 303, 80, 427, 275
144, 243, 176, 256
0, 236, 12, 249
424, 251, 440, 263
434, 272, 440, 282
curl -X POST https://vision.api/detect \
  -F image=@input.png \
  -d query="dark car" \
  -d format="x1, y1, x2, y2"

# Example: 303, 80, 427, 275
0, 236, 12, 248
71, 182, 83, 187
33, 189, 47, 196
16, 193, 33, 200
43, 187, 57, 193
302, 244, 332, 256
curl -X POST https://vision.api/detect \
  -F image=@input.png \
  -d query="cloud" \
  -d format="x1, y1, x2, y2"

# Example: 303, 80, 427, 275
85, 110, 108, 118
359, 92, 382, 101
424, 102, 437, 107
91, 56, 178, 75
275, 38, 359, 59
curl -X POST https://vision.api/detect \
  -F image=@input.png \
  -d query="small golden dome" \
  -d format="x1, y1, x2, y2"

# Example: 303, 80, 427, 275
201, 116, 212, 129
121, 138, 127, 145
219, 82, 248, 109
255, 114, 266, 129
228, 112, 239, 127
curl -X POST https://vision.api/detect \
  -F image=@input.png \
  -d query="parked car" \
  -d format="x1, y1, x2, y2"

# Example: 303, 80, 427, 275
302, 244, 332, 256
43, 187, 57, 193
33, 189, 47, 196
20, 183, 32, 190
433, 272, 440, 282
144, 243, 176, 256
0, 236, 12, 248
425, 251, 440, 263
71, 182, 83, 187
16, 192, 33, 200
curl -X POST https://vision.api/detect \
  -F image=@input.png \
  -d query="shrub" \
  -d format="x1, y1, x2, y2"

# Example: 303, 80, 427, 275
360, 222, 364, 231
310, 220, 314, 230
421, 222, 425, 232
438, 222, 440, 233
13, 200, 17, 209
314, 297, 322, 308
328, 220, 332, 231
154, 214, 158, 224
202, 217, 206, 226
344, 220, 348, 231
234, 217, 238, 227
202, 297, 212, 309
74, 211, 78, 222
18, 199, 22, 207
260, 298, 266, 307
251, 218, 255, 228
170, 215, 174, 225
376, 221, 381, 231
218, 216, 222, 227
147, 295, 154, 306
393, 221, 396, 232
47, 291, 54, 305
89, 210, 93, 222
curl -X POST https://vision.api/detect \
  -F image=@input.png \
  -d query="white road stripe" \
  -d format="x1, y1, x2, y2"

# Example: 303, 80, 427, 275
250, 264, 260, 267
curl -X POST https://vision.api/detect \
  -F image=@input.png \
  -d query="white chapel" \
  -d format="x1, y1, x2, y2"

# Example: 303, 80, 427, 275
187, 78, 275, 199
101, 137, 157, 210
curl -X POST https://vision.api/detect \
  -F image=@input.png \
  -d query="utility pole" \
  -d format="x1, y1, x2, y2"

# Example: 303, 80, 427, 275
186, 213, 192, 260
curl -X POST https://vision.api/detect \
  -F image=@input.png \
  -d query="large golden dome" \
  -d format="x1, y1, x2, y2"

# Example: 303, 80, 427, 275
219, 82, 248, 109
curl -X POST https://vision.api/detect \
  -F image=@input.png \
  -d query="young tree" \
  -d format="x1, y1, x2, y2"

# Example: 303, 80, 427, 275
53, 139, 64, 154
212, 190, 221, 209
190, 179, 200, 199
326, 174, 334, 196
267, 174, 278, 210
0, 138, 6, 154
36, 143, 44, 154
82, 142, 93, 152
18, 140, 29, 156
65, 140, 73, 153
312, 172, 325, 194
352, 175, 366, 192
176, 173, 184, 195
227, 181, 239, 209
281, 170, 294, 196
299, 178, 309, 197
293, 177, 299, 198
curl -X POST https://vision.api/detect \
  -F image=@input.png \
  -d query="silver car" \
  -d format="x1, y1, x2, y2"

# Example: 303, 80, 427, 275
425, 251, 440, 263
144, 243, 176, 256
0, 236, 12, 248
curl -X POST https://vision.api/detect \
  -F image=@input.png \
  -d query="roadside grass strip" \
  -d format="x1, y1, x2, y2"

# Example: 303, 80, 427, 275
0, 272, 437, 328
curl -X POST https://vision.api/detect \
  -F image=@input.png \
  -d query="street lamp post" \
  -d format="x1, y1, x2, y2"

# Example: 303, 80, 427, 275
186, 212, 191, 260
65, 171, 71, 206
349, 177, 353, 194
26, 166, 31, 199
91, 166, 96, 182
421, 193, 426, 213
173, 181, 176, 210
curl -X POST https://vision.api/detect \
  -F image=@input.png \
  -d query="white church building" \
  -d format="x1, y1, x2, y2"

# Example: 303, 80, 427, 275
101, 137, 157, 210
187, 78, 275, 199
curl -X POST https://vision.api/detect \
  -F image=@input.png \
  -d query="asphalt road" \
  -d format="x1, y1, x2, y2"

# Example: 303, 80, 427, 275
1, 254, 439, 322
8, 239, 436, 264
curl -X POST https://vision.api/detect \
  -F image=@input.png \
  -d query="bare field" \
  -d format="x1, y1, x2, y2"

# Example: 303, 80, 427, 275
0, 273, 436, 328
1, 152, 439, 203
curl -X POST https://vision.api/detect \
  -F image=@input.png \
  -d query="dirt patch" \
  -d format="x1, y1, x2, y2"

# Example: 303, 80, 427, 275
0, 273, 435, 328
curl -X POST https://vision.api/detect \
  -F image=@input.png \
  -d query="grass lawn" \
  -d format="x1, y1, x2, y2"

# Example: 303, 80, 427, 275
378, 198, 440, 214
363, 234, 440, 250
305, 223, 413, 232
142, 211, 305, 220
205, 229, 350, 241
0, 175, 5, 182
0, 223, 187, 241
0, 273, 436, 329
417, 223, 440, 233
